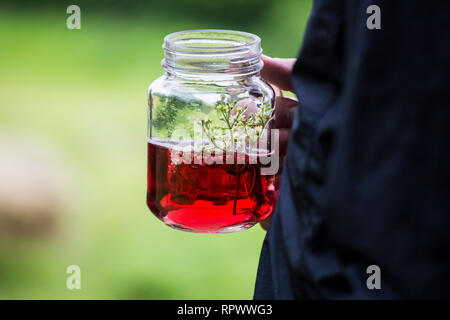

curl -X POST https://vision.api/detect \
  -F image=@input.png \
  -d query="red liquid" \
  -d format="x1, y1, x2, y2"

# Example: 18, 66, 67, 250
147, 141, 278, 233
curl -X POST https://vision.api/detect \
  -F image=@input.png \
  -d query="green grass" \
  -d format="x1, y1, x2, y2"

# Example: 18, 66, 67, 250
0, 3, 311, 299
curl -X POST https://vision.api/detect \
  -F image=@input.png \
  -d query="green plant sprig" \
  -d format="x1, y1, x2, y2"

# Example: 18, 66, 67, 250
200, 95, 274, 154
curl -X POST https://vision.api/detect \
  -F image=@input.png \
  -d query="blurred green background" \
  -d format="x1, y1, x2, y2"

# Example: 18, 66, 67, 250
0, 0, 311, 299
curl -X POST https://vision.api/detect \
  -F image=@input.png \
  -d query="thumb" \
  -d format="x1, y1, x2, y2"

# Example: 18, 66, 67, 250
261, 55, 296, 92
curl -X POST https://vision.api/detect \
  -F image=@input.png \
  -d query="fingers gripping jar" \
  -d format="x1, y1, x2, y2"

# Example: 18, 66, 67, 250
147, 30, 279, 233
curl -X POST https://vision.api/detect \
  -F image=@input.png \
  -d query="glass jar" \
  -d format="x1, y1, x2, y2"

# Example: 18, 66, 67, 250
147, 29, 279, 233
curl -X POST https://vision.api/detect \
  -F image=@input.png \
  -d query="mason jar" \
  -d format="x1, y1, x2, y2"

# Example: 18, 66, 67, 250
147, 29, 279, 233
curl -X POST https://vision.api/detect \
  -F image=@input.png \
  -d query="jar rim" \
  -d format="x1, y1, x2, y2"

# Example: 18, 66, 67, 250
162, 29, 263, 76
163, 29, 261, 55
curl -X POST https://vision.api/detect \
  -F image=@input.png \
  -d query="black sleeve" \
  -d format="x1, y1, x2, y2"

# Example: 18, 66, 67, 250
255, 0, 450, 299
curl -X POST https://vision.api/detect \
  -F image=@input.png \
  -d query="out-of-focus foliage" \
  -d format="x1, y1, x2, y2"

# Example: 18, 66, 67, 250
1, 0, 276, 25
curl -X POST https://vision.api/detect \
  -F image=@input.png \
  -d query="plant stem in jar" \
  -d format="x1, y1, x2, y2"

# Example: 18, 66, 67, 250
233, 170, 241, 215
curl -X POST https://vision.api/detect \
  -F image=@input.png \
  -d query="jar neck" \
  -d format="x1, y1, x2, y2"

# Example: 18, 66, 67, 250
162, 30, 263, 80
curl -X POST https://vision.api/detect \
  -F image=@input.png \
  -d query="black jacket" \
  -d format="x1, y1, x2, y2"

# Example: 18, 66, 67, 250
254, 0, 450, 299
